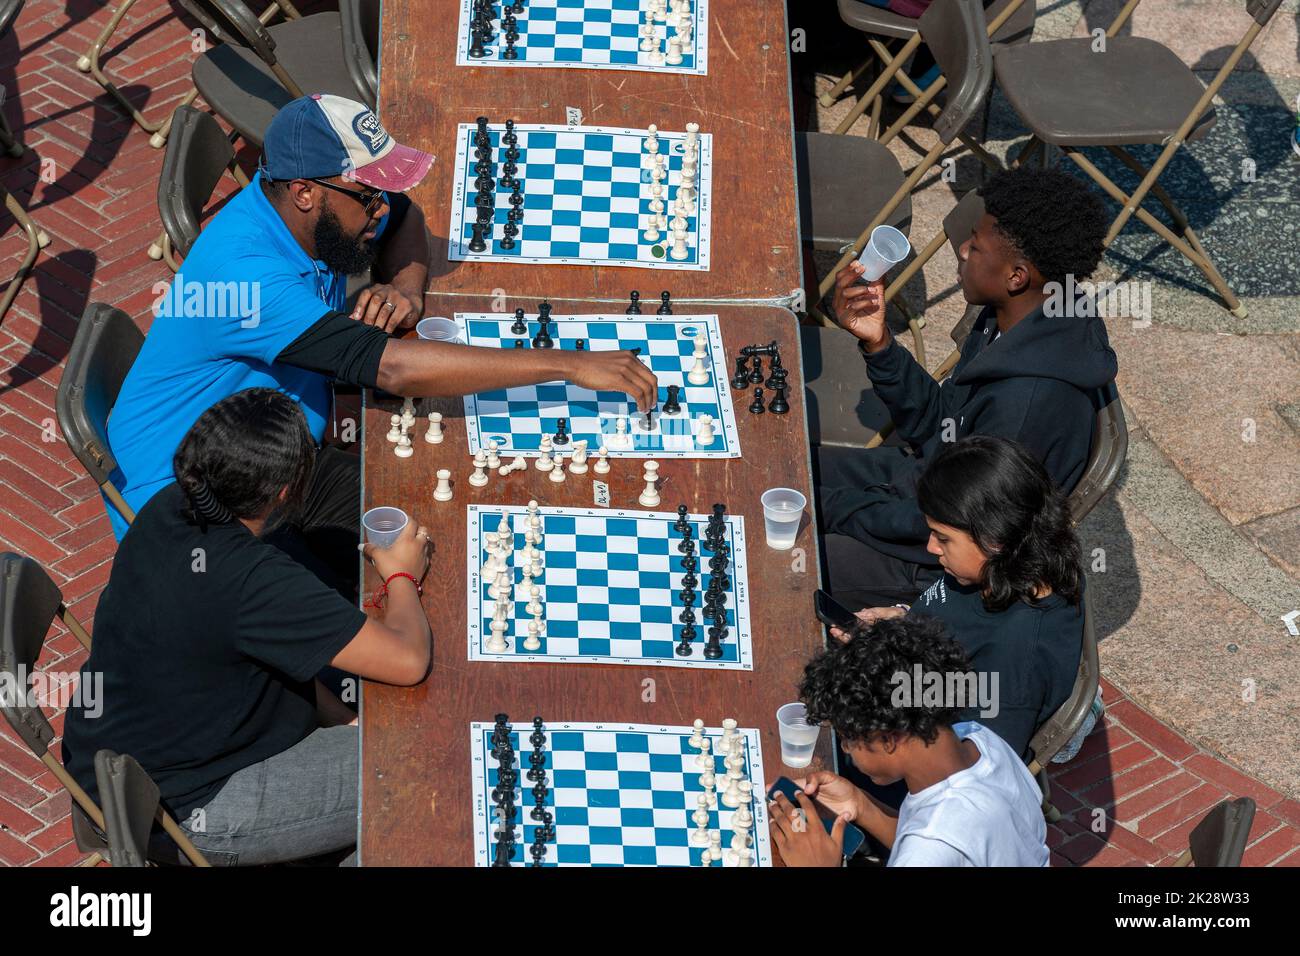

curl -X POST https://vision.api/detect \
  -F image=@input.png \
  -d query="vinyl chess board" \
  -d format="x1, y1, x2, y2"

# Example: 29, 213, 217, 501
466, 503, 753, 669
455, 0, 709, 75
457, 313, 741, 459
448, 123, 713, 269
470, 721, 771, 866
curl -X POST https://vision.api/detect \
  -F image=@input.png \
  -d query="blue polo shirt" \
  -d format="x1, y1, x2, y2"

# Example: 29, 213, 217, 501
105, 172, 385, 540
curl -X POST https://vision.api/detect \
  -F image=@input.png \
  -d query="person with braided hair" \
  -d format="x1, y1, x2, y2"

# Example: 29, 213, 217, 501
830, 435, 1084, 760
63, 388, 432, 865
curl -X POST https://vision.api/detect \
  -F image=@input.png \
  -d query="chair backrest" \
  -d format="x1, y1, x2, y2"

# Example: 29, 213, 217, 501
340, 0, 380, 107
0, 552, 63, 758
1245, 0, 1283, 27
56, 304, 143, 516
1068, 382, 1127, 526
94, 750, 162, 867
0, 0, 24, 36
986, 0, 1034, 45
918, 0, 995, 145
178, 0, 280, 60
1182, 798, 1256, 867
943, 189, 985, 259
1026, 587, 1099, 769
158, 106, 237, 258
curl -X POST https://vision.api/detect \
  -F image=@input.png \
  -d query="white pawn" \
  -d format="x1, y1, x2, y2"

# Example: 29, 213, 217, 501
549, 452, 567, 482
497, 514, 512, 539
531, 606, 545, 634
481, 531, 500, 575
527, 498, 541, 517
486, 441, 501, 470
394, 433, 413, 458
523, 619, 541, 651
489, 570, 512, 602
691, 804, 710, 845
644, 215, 661, 243
695, 414, 715, 446
386, 414, 402, 443
511, 456, 527, 473
525, 585, 543, 617
529, 557, 544, 581
638, 20, 656, 52
694, 736, 712, 770
613, 416, 630, 449
736, 847, 753, 867
528, 513, 544, 544
593, 445, 611, 474
401, 397, 416, 430
670, 226, 689, 261
721, 775, 742, 808
707, 832, 723, 863
737, 780, 753, 806
425, 412, 443, 444
699, 767, 716, 790
638, 460, 661, 507
487, 618, 509, 653
644, 123, 660, 152
688, 718, 705, 749
433, 468, 453, 501
469, 451, 489, 486
734, 802, 754, 830
498, 464, 513, 477
568, 441, 589, 474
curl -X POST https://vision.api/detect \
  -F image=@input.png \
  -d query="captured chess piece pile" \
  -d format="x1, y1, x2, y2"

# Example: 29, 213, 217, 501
689, 717, 756, 866
730, 339, 790, 415
489, 713, 554, 867
467, 116, 524, 254
672, 503, 731, 659
482, 501, 549, 653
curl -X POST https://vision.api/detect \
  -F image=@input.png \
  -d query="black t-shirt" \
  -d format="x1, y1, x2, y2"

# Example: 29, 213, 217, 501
908, 575, 1083, 759
62, 484, 367, 820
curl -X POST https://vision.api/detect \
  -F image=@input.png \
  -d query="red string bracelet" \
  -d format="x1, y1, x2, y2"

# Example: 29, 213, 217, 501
364, 572, 422, 609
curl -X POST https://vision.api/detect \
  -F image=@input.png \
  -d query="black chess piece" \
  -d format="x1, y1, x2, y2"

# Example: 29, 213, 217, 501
657, 290, 673, 315
526, 750, 546, 781
663, 384, 681, 415
511, 308, 528, 335
529, 842, 546, 865
509, 183, 524, 209
500, 221, 517, 250
469, 29, 487, 58
575, 338, 585, 350
503, 118, 518, 147
678, 606, 695, 626
627, 290, 642, 314
769, 385, 790, 414
531, 320, 553, 349
681, 569, 698, 590
681, 552, 697, 572
702, 628, 724, 660
538, 301, 552, 322
748, 387, 766, 414
475, 187, 495, 211
553, 417, 569, 445
677, 524, 694, 553
503, 35, 518, 60
674, 504, 690, 533
675, 632, 695, 656
469, 221, 487, 253
748, 353, 764, 385
731, 355, 749, 390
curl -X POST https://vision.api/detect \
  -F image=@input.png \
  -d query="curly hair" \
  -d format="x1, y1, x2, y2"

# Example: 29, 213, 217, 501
977, 167, 1108, 286
917, 435, 1082, 612
799, 615, 972, 747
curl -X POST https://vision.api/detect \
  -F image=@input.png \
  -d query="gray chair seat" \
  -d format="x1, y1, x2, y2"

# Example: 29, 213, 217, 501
192, 13, 367, 147
838, 0, 1034, 44
795, 131, 911, 252
994, 36, 1216, 147
798, 325, 892, 448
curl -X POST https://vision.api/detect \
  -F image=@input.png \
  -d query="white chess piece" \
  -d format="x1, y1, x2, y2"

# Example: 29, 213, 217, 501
498, 464, 513, 477
638, 460, 661, 507
386, 414, 402, 443
734, 802, 754, 829
665, 36, 682, 64
648, 42, 665, 66
539, 435, 554, 455
486, 618, 509, 653
737, 780, 753, 806
643, 215, 661, 243
531, 606, 545, 634
486, 441, 501, 471
433, 468, 453, 501
401, 397, 416, 430
736, 847, 753, 867
525, 585, 543, 617
644, 123, 660, 152
425, 411, 444, 444
481, 531, 501, 575
694, 736, 712, 770
523, 619, 541, 651
548, 452, 567, 482
536, 451, 554, 472
469, 451, 489, 486
691, 802, 711, 845
529, 557, 544, 580
720, 717, 738, 750
670, 225, 689, 261
695, 414, 715, 446
699, 768, 716, 791
685, 121, 700, 146
568, 441, 589, 474
527, 499, 541, 517
707, 832, 723, 863
497, 514, 512, 539
489, 570, 512, 602
394, 433, 413, 458
593, 445, 610, 474
528, 513, 544, 544
638, 19, 656, 52
721, 774, 742, 808
688, 718, 705, 748
687, 335, 709, 385
613, 416, 630, 449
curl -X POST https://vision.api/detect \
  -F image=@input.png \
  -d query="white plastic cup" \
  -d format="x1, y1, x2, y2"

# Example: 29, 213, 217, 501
760, 487, 806, 551
776, 702, 822, 769
856, 224, 911, 281
416, 317, 460, 342
362, 507, 408, 548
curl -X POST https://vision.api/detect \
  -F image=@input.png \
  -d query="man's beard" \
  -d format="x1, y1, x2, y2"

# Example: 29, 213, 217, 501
314, 200, 378, 275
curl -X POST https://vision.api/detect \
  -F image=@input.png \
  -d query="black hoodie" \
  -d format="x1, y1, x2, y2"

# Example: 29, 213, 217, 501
820, 304, 1118, 565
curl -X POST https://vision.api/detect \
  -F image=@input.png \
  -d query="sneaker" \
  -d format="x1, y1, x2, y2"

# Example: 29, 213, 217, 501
889, 63, 941, 104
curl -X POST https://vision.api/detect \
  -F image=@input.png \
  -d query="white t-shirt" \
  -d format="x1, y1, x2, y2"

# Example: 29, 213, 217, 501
888, 721, 1049, 867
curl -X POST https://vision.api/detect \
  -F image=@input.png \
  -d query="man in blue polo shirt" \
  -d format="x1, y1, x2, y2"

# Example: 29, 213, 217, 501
107, 95, 657, 582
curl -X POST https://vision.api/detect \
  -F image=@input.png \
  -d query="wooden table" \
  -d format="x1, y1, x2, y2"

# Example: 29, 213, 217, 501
376, 0, 802, 305
358, 298, 829, 865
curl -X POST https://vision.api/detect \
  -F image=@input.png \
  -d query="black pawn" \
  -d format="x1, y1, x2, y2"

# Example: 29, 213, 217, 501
749, 387, 766, 414
675, 633, 695, 656
503, 118, 518, 147
769, 385, 790, 415
469, 221, 487, 253
731, 355, 749, 390
627, 290, 642, 314
674, 504, 690, 533
748, 354, 764, 385
530, 717, 545, 748
553, 418, 569, 445
500, 221, 517, 250
662, 384, 681, 415
511, 308, 527, 335
677, 525, 694, 553
657, 290, 673, 315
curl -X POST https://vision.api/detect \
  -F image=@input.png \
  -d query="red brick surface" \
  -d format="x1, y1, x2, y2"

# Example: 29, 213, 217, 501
0, 0, 1295, 868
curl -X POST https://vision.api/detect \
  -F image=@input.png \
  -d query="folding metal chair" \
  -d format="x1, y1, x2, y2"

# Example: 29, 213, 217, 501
0, 0, 27, 158
340, 0, 381, 109
180, 0, 372, 148
1069, 383, 1128, 528
1174, 798, 1256, 867
993, 0, 1285, 317
55, 303, 145, 528
94, 750, 210, 867
74, 1, 300, 148
810, 0, 995, 325
1025, 589, 1099, 821
147, 105, 251, 269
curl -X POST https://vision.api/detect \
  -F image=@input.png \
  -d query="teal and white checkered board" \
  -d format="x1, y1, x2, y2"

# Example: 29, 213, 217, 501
448, 123, 712, 269
455, 0, 709, 75
471, 721, 771, 866
466, 503, 753, 669
457, 313, 741, 459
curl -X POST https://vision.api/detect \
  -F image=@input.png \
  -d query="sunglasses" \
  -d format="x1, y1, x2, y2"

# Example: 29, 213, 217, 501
305, 177, 387, 217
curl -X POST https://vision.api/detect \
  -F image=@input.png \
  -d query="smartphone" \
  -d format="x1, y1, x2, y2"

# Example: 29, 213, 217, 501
814, 589, 858, 632
766, 775, 867, 858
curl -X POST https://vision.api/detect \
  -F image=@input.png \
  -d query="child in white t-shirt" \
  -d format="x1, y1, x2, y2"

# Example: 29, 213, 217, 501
769, 615, 1049, 867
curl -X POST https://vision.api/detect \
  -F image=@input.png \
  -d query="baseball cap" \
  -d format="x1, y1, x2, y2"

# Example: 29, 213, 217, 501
262, 94, 434, 192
